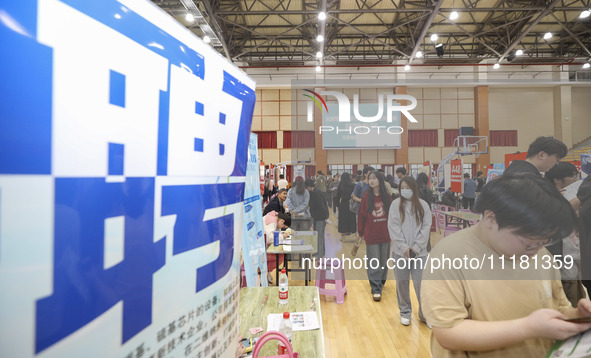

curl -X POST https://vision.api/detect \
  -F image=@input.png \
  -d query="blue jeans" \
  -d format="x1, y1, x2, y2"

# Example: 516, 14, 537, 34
313, 219, 326, 258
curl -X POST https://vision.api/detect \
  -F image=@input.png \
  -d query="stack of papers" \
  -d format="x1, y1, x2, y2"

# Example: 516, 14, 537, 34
281, 239, 305, 245
283, 244, 314, 252
267, 312, 320, 332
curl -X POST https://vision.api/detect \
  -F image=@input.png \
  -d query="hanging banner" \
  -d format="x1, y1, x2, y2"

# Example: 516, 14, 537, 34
450, 159, 463, 193
294, 165, 305, 179
242, 134, 267, 287
0, 1, 256, 357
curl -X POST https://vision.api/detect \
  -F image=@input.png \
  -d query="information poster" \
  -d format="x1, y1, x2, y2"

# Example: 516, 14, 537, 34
242, 134, 267, 287
0, 1, 255, 357
450, 159, 463, 193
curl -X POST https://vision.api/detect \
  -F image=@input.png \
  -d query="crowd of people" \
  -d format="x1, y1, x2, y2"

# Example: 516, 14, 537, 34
257, 136, 591, 356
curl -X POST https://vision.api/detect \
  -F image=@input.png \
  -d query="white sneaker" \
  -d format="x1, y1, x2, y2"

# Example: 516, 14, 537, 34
373, 293, 382, 302
400, 317, 411, 326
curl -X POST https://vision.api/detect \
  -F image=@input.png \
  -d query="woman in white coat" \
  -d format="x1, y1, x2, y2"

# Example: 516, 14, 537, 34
388, 176, 432, 327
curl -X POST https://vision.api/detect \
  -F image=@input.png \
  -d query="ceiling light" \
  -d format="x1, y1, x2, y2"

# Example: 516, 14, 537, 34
516, 49, 523, 56
416, 51, 423, 58
316, 65, 322, 72
316, 51, 323, 58
450, 11, 459, 20
185, 13, 194, 22
318, 12, 326, 21
493, 63, 500, 69
404, 64, 411, 71
317, 35, 324, 42
580, 10, 591, 18
203, 35, 211, 44
435, 43, 444, 57
430, 34, 438, 42
543, 32, 553, 40
583, 63, 591, 69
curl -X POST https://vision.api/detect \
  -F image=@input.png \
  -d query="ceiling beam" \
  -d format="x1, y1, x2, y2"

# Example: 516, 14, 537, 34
408, 0, 443, 64
499, 0, 562, 62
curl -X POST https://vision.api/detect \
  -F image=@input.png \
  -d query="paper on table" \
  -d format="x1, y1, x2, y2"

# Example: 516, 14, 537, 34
281, 239, 305, 245
562, 180, 583, 202
294, 231, 315, 236
286, 244, 313, 252
267, 312, 320, 332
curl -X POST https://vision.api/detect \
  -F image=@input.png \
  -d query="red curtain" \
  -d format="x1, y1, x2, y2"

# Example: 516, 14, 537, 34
305, 166, 316, 178
490, 130, 518, 146
444, 129, 460, 147
283, 131, 315, 148
253, 131, 277, 149
286, 165, 293, 183
408, 130, 438, 147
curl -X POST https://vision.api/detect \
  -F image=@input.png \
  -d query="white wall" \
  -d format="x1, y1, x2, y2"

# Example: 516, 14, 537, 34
572, 87, 591, 145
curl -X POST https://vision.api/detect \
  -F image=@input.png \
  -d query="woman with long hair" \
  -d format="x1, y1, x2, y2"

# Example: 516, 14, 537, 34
357, 171, 392, 301
336, 172, 357, 237
285, 176, 310, 230
388, 176, 432, 326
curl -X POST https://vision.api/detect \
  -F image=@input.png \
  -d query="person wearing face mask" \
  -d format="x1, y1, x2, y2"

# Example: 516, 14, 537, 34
356, 171, 392, 301
388, 176, 432, 327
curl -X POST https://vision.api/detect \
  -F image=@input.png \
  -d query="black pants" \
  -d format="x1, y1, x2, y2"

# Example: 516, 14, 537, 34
462, 197, 475, 210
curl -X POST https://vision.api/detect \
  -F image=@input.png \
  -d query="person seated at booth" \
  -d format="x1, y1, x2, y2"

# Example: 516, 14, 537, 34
263, 188, 287, 216
422, 174, 591, 357
263, 211, 291, 284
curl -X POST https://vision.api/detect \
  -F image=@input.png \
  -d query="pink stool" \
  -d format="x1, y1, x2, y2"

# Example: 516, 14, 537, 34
315, 259, 347, 304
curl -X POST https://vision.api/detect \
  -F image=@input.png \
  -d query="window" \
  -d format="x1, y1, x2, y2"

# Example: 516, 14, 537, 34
408, 130, 438, 147
463, 164, 473, 177
490, 130, 518, 146
410, 164, 422, 178
328, 165, 353, 175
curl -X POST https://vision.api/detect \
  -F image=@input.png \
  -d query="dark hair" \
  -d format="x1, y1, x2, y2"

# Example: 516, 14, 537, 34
396, 167, 407, 175
385, 174, 395, 187
545, 162, 578, 186
317, 170, 323, 175
340, 172, 352, 186
398, 176, 425, 225
294, 177, 305, 195
363, 166, 375, 175
464, 173, 470, 178
477, 171, 483, 177
277, 212, 291, 228
377, 169, 385, 173
356, 175, 364, 182
474, 173, 576, 244
279, 174, 284, 179
366, 172, 391, 215
278, 188, 288, 195
327, 170, 332, 175
304, 178, 315, 188
526, 136, 568, 159
416, 172, 429, 186
357, 170, 363, 175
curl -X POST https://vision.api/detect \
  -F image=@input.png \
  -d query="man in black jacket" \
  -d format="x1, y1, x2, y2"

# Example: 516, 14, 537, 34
504, 137, 567, 176
263, 189, 287, 216
305, 178, 329, 258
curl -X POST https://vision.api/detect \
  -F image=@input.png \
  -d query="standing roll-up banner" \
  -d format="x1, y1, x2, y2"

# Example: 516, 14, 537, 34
294, 165, 305, 179
242, 134, 267, 287
0, 1, 256, 357
450, 159, 463, 193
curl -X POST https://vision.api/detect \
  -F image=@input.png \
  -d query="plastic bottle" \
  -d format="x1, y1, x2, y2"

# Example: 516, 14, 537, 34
277, 312, 293, 355
278, 269, 288, 304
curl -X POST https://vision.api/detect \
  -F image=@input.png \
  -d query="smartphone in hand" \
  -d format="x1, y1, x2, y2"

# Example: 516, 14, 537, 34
409, 250, 417, 259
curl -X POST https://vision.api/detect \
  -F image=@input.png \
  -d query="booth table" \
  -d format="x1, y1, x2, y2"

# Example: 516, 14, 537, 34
267, 231, 318, 286
441, 211, 481, 228
239, 286, 326, 358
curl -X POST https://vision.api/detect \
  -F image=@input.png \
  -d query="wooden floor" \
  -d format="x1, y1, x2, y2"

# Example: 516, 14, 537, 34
284, 210, 443, 358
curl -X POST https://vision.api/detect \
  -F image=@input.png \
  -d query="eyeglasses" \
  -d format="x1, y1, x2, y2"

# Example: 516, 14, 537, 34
514, 236, 551, 250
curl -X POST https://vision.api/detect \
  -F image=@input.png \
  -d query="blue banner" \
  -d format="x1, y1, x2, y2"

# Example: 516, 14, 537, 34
241, 134, 267, 287
0, 1, 255, 357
